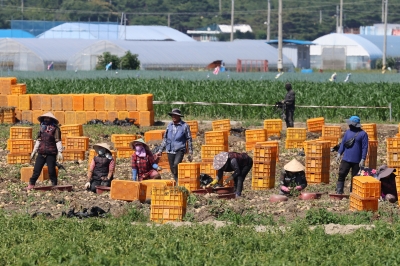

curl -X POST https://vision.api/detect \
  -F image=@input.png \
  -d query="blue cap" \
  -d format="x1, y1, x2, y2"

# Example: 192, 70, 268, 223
345, 116, 361, 127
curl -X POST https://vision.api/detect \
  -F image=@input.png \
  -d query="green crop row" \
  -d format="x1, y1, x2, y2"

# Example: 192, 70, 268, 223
20, 77, 399, 122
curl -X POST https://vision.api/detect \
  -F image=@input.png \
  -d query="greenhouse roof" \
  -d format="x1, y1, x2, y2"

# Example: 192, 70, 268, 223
0, 30, 35, 38
266, 40, 315, 45
360, 35, 400, 57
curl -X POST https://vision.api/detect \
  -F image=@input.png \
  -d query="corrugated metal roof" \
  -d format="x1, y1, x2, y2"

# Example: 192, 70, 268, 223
0, 30, 35, 38
360, 35, 400, 57
266, 39, 315, 45
218, 24, 253, 33
120, 25, 194, 42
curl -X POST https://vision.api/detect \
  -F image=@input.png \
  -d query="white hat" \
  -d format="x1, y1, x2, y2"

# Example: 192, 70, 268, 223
284, 159, 305, 172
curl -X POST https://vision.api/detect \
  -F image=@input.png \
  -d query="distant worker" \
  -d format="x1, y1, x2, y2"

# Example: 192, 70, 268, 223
156, 108, 193, 183
213, 152, 253, 197
335, 116, 368, 194
130, 138, 161, 181
27, 112, 63, 190
106, 62, 112, 71
281, 82, 295, 128
279, 159, 307, 195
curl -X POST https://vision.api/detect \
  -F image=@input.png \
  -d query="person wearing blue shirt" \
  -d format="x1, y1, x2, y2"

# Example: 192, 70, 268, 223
156, 108, 193, 183
335, 116, 369, 194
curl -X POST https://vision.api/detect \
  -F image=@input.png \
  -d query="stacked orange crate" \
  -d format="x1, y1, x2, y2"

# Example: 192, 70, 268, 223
10, 84, 26, 95
177, 163, 200, 191
86, 111, 97, 122
255, 141, 279, 162
7, 126, 33, 164
112, 134, 138, 158
319, 125, 341, 147
51, 95, 63, 111
252, 145, 277, 190
203, 130, 229, 184
54, 111, 65, 125
62, 95, 73, 111
3, 107, 16, 124
94, 95, 105, 111
110, 180, 140, 201
139, 110, 154, 127
104, 95, 115, 111
107, 111, 118, 122
115, 95, 126, 111
118, 111, 129, 120
212, 119, 230, 131
0, 77, 17, 95
21, 110, 33, 123
20, 166, 58, 182
306, 117, 325, 133
157, 152, 170, 172
186, 120, 198, 139
96, 111, 108, 122
126, 95, 137, 111
144, 130, 165, 142
201, 144, 228, 163
0, 95, 8, 107
150, 186, 188, 223
285, 128, 306, 149
64, 111, 76, 124
362, 124, 377, 141
137, 94, 154, 126
245, 129, 267, 151
31, 110, 43, 125
128, 111, 140, 125
60, 124, 85, 161
139, 180, 176, 203
72, 95, 84, 111
305, 140, 331, 184
387, 138, 400, 179
84, 94, 96, 111
18, 95, 31, 111
263, 119, 282, 138
365, 140, 378, 169
350, 176, 380, 211
75, 111, 87, 125
41, 95, 52, 112
30, 94, 42, 111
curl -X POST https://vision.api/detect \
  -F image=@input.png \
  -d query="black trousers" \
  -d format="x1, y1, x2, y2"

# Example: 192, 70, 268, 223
338, 160, 360, 192
29, 154, 57, 186
167, 151, 185, 183
235, 157, 253, 196
89, 178, 112, 193
285, 108, 294, 128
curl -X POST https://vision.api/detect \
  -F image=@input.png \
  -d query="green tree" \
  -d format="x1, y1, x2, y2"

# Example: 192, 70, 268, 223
120, 51, 141, 70
96, 52, 120, 70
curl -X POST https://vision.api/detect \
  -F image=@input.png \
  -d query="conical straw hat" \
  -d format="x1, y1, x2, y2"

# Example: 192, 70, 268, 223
283, 158, 305, 172
129, 138, 150, 152
93, 143, 112, 154
37, 112, 59, 124
213, 152, 229, 170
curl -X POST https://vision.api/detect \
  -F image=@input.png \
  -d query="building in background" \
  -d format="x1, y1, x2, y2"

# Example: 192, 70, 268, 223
266, 40, 314, 69
360, 23, 400, 36
187, 24, 253, 42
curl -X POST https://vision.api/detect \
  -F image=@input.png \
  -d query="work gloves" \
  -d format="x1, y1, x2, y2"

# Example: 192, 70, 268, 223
187, 154, 193, 162
335, 154, 341, 164
30, 140, 40, 162
281, 186, 290, 192
359, 159, 365, 168
56, 141, 63, 161
295, 185, 303, 191
84, 182, 91, 189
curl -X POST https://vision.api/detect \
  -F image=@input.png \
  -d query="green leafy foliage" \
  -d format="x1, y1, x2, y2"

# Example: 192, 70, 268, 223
305, 208, 374, 225
120, 51, 141, 70
96, 52, 120, 70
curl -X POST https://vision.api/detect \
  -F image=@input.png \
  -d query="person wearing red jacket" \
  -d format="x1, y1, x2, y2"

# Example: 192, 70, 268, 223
131, 138, 160, 181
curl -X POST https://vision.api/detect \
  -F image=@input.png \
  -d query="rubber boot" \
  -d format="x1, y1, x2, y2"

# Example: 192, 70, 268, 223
336, 181, 344, 195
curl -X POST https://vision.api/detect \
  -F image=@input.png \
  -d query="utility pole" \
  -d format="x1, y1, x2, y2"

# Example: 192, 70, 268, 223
339, 0, 343, 33
219, 0, 222, 14
278, 0, 283, 71
168, 13, 170, 27
320, 10, 322, 24
230, 0, 234, 42
267, 0, 271, 41
383, 0, 388, 68
382, 0, 385, 23
336, 5, 339, 33
21, 0, 24, 13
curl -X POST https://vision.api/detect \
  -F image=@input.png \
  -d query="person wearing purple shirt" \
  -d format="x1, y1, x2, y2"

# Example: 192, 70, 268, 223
335, 116, 369, 194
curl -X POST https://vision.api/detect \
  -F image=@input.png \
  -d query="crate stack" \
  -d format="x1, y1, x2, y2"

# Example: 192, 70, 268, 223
186, 120, 198, 139
365, 140, 378, 169
139, 180, 176, 203
386, 137, 400, 176
350, 176, 380, 211
20, 166, 59, 183
251, 145, 277, 190
255, 141, 279, 162
306, 117, 325, 133
7, 126, 33, 164
177, 163, 200, 191
0, 77, 25, 122
285, 128, 306, 149
362, 124, 377, 141
263, 119, 282, 138
60, 124, 89, 161
212, 119, 231, 131
305, 140, 331, 184
110, 180, 141, 201
157, 152, 170, 173
318, 125, 341, 147
144, 130, 165, 142
245, 129, 267, 151
111, 134, 139, 158
150, 186, 188, 223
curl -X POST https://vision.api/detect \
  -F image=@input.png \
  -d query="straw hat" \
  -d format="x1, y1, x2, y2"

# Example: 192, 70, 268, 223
168, 108, 184, 117
284, 159, 305, 172
37, 112, 59, 124
377, 165, 396, 179
129, 138, 150, 151
93, 143, 112, 154
213, 152, 229, 170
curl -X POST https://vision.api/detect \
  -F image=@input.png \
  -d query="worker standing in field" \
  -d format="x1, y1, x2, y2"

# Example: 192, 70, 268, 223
156, 108, 193, 183
281, 82, 295, 128
130, 138, 161, 181
335, 116, 368, 194
27, 112, 63, 190
279, 159, 307, 195
213, 152, 253, 197
85, 143, 115, 193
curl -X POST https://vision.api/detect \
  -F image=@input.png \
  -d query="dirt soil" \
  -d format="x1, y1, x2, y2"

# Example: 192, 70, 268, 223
0, 121, 399, 224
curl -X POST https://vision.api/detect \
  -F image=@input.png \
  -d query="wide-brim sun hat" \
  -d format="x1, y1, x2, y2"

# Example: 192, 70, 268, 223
377, 165, 396, 179
129, 138, 150, 151
284, 158, 305, 172
37, 112, 59, 124
93, 143, 112, 154
345, 115, 361, 128
213, 152, 229, 170
168, 108, 184, 117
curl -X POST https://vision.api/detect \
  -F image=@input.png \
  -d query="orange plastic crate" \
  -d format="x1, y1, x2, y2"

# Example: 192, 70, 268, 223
305, 171, 330, 184
201, 144, 228, 160
51, 95, 63, 111
0, 95, 8, 107
128, 111, 140, 125
349, 193, 378, 211
75, 111, 87, 125
305, 157, 330, 173
245, 142, 257, 152
0, 77, 17, 94
139, 110, 154, 127
61, 95, 73, 111
7, 95, 19, 108
54, 111, 65, 125
94, 95, 105, 111
3, 108, 16, 124
307, 117, 325, 132
110, 180, 140, 201
317, 136, 340, 148
108, 111, 118, 122
115, 95, 127, 111
322, 125, 341, 138
104, 95, 115, 111
60, 124, 83, 137
86, 111, 97, 122
116, 148, 134, 159
212, 119, 231, 131
178, 163, 200, 179
64, 111, 76, 125
21, 110, 33, 123
199, 162, 218, 177
186, 120, 199, 135
205, 130, 229, 145
139, 180, 176, 203
118, 111, 129, 120
150, 206, 186, 224
246, 129, 267, 143
112, 134, 138, 149
41, 95, 52, 111
387, 138, 400, 153
252, 161, 276, 177
20, 166, 58, 182
365, 140, 378, 169
362, 124, 377, 140
137, 94, 153, 111
144, 130, 165, 142
83, 94, 96, 111
63, 151, 85, 161
11, 84, 26, 95
9, 139, 33, 154
178, 178, 200, 192
126, 95, 137, 111
255, 141, 279, 161
30, 110, 42, 125
252, 177, 275, 190
286, 128, 306, 140
263, 119, 282, 132
30, 94, 42, 110
387, 152, 400, 167
151, 186, 187, 207
253, 145, 277, 162
15, 110, 21, 122
7, 153, 30, 164
352, 176, 381, 199
305, 141, 331, 158
10, 127, 32, 139
72, 95, 84, 111
219, 175, 235, 187
285, 139, 304, 149
18, 94, 31, 110
96, 111, 107, 121
65, 136, 89, 151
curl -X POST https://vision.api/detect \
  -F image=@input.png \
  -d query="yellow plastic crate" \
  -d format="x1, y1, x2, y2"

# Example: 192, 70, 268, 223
352, 176, 381, 199
7, 153, 30, 164
62, 95, 73, 111
252, 161, 276, 177
112, 134, 138, 149
9, 139, 33, 154
137, 94, 153, 111
18, 94, 31, 110
151, 186, 187, 207
11, 84, 26, 95
201, 144, 228, 160
246, 129, 267, 143
263, 119, 282, 131
60, 124, 83, 137
117, 148, 134, 159
305, 157, 330, 173
139, 110, 154, 127
178, 163, 200, 179
115, 95, 127, 111
252, 177, 275, 190
83, 94, 96, 111
10, 127, 33, 139
349, 193, 378, 211
255, 141, 279, 162
72, 95, 84, 111
362, 124, 377, 141
64, 111, 76, 125
41, 95, 52, 111
150, 206, 186, 224
118, 111, 129, 120
139, 180, 175, 203
64, 136, 89, 151
30, 94, 43, 110
387, 138, 400, 153
144, 130, 165, 142
63, 151, 85, 161
286, 128, 306, 140
212, 119, 231, 131
110, 180, 140, 201
75, 111, 87, 125
285, 139, 304, 149
205, 130, 229, 145
306, 117, 325, 132
322, 125, 341, 138
199, 162, 218, 177
253, 145, 277, 162
126, 95, 137, 111
51, 95, 63, 111
305, 171, 330, 184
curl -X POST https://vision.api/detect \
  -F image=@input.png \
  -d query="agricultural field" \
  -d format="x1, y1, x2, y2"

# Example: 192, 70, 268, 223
1, 73, 400, 264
